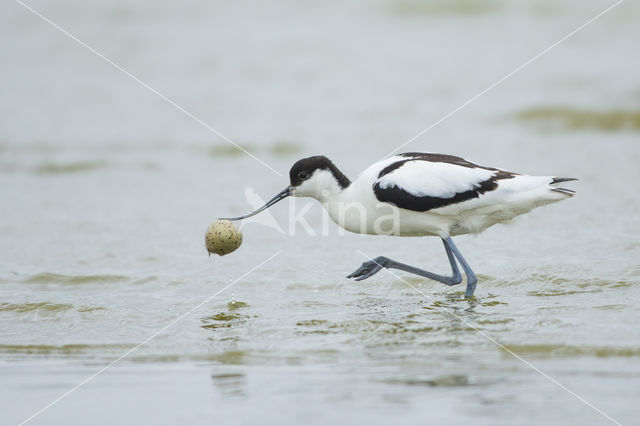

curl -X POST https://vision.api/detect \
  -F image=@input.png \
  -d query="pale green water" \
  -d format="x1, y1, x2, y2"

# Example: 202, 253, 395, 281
1, 1, 640, 425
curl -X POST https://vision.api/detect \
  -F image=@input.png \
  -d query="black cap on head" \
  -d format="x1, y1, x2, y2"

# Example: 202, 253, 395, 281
220, 156, 350, 222
289, 156, 351, 188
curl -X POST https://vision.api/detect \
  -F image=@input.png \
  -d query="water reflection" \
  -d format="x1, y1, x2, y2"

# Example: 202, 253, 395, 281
211, 372, 247, 397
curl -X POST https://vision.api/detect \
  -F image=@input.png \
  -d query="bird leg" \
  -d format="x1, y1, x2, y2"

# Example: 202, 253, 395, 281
347, 236, 478, 297
443, 236, 477, 297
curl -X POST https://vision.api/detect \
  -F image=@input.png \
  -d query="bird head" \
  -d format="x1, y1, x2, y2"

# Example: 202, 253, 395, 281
220, 155, 350, 221
288, 156, 350, 200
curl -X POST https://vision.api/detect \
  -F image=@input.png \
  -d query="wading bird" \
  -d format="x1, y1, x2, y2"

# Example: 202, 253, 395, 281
221, 153, 576, 297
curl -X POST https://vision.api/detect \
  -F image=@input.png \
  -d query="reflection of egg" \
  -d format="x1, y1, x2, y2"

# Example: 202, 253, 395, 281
205, 220, 243, 256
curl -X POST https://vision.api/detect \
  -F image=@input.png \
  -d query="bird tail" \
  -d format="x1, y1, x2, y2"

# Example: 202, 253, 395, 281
550, 177, 577, 196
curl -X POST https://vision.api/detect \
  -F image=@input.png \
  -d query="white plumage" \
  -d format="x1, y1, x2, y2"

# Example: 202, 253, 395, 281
304, 154, 574, 237
377, 159, 496, 198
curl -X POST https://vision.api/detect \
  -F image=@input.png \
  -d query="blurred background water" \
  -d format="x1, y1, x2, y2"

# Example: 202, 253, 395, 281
1, 0, 639, 425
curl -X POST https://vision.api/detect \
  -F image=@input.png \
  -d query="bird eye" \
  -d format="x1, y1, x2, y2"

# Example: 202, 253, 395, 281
298, 171, 310, 180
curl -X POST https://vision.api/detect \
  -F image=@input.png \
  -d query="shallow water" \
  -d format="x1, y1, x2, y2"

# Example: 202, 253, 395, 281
1, 0, 640, 425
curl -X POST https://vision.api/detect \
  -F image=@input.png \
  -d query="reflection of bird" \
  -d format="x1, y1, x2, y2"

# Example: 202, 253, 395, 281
238, 186, 284, 234
222, 153, 576, 297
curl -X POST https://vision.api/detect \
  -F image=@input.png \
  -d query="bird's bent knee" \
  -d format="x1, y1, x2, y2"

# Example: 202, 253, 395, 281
373, 256, 388, 266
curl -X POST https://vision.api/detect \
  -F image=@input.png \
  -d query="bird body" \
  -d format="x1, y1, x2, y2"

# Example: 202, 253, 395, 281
221, 152, 576, 297
302, 153, 574, 237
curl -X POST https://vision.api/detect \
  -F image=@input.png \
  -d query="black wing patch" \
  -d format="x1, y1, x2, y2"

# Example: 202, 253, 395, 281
396, 152, 501, 172
399, 152, 479, 167
373, 153, 516, 212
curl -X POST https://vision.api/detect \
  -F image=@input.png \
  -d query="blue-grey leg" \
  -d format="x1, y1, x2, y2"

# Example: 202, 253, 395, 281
442, 236, 478, 298
347, 237, 463, 287
347, 237, 478, 297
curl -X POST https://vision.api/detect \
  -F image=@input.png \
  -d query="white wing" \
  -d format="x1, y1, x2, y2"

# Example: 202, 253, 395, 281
377, 160, 497, 199
372, 154, 514, 212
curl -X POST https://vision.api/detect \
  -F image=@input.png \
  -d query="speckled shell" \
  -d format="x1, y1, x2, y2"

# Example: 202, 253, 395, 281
205, 220, 243, 256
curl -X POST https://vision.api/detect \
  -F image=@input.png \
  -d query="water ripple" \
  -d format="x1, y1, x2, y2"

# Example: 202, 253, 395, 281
22, 272, 129, 285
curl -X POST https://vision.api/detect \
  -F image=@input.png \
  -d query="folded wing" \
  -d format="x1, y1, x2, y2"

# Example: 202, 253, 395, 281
373, 154, 516, 212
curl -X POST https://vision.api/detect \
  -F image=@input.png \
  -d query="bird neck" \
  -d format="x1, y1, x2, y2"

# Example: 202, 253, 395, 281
304, 168, 350, 203
315, 179, 348, 203
327, 165, 351, 190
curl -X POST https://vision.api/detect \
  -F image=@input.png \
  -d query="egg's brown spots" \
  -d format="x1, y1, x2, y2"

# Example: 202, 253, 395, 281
205, 220, 243, 256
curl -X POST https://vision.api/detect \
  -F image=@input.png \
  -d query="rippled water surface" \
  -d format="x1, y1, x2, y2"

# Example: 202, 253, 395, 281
1, 0, 640, 425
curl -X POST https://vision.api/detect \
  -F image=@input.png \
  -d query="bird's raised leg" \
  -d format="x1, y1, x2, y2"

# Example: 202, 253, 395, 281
347, 236, 478, 297
348, 237, 462, 285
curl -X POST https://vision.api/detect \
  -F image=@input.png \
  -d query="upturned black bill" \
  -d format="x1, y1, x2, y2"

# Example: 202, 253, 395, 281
220, 186, 292, 221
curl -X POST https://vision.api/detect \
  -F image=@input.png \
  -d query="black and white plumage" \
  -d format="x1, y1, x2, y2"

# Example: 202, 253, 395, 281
373, 153, 518, 213
222, 153, 576, 297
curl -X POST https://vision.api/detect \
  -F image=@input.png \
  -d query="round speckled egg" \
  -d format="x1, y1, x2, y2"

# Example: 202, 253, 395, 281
205, 220, 243, 256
